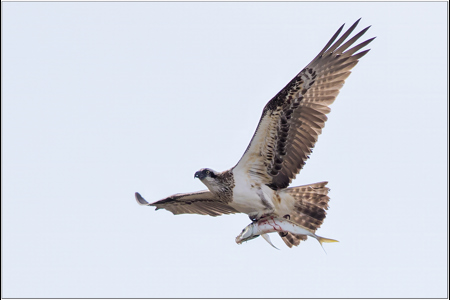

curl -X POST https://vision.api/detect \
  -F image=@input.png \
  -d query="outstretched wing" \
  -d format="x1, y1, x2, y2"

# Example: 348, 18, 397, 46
135, 190, 239, 216
233, 19, 375, 189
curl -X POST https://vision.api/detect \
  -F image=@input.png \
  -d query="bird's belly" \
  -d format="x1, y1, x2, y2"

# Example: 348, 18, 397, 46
229, 180, 274, 215
229, 195, 266, 214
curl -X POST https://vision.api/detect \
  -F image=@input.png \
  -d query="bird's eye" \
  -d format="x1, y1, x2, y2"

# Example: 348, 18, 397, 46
205, 170, 210, 175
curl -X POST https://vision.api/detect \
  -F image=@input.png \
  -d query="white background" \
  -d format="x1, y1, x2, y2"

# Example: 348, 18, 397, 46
3, 2, 448, 298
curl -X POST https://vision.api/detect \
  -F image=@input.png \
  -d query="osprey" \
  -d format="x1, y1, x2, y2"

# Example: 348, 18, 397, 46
135, 19, 375, 248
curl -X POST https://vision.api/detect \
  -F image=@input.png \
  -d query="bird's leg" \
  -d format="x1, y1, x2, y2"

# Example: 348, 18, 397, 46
248, 209, 275, 222
256, 189, 275, 215
248, 213, 258, 222
279, 214, 291, 237
259, 211, 274, 220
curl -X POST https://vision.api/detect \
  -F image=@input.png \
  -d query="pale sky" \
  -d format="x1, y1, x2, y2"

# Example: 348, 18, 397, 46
3, 2, 448, 298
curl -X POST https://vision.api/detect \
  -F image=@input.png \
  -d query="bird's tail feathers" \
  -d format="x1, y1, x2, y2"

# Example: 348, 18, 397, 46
278, 181, 331, 248
284, 181, 330, 209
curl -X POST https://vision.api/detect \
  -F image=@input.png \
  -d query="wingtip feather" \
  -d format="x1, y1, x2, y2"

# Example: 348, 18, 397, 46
135, 192, 150, 205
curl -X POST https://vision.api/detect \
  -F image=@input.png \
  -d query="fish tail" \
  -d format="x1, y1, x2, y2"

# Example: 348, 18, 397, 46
316, 235, 339, 254
317, 236, 339, 245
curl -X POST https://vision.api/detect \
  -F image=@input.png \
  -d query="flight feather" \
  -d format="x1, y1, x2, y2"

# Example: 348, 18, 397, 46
135, 191, 239, 216
233, 19, 374, 190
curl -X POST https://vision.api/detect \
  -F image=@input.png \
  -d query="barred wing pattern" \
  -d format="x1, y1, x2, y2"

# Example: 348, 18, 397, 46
135, 191, 239, 216
233, 19, 375, 190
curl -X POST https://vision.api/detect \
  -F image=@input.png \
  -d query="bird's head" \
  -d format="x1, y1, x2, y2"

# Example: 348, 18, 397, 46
194, 168, 217, 181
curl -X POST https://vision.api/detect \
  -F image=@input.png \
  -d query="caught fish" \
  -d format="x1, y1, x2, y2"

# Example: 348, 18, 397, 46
236, 216, 338, 250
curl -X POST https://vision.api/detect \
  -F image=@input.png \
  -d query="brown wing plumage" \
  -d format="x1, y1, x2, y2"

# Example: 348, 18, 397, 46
135, 190, 239, 217
233, 19, 375, 190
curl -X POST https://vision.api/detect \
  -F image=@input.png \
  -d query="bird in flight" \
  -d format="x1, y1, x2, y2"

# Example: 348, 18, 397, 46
135, 19, 375, 248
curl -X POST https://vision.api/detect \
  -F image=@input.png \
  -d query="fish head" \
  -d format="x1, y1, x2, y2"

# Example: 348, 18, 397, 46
235, 224, 259, 244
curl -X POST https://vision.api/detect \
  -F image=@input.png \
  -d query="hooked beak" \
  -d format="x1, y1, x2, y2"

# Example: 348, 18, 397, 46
194, 171, 205, 180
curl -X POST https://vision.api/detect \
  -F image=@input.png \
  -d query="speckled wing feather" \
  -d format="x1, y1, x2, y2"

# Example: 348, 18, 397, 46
233, 19, 375, 190
135, 191, 239, 217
